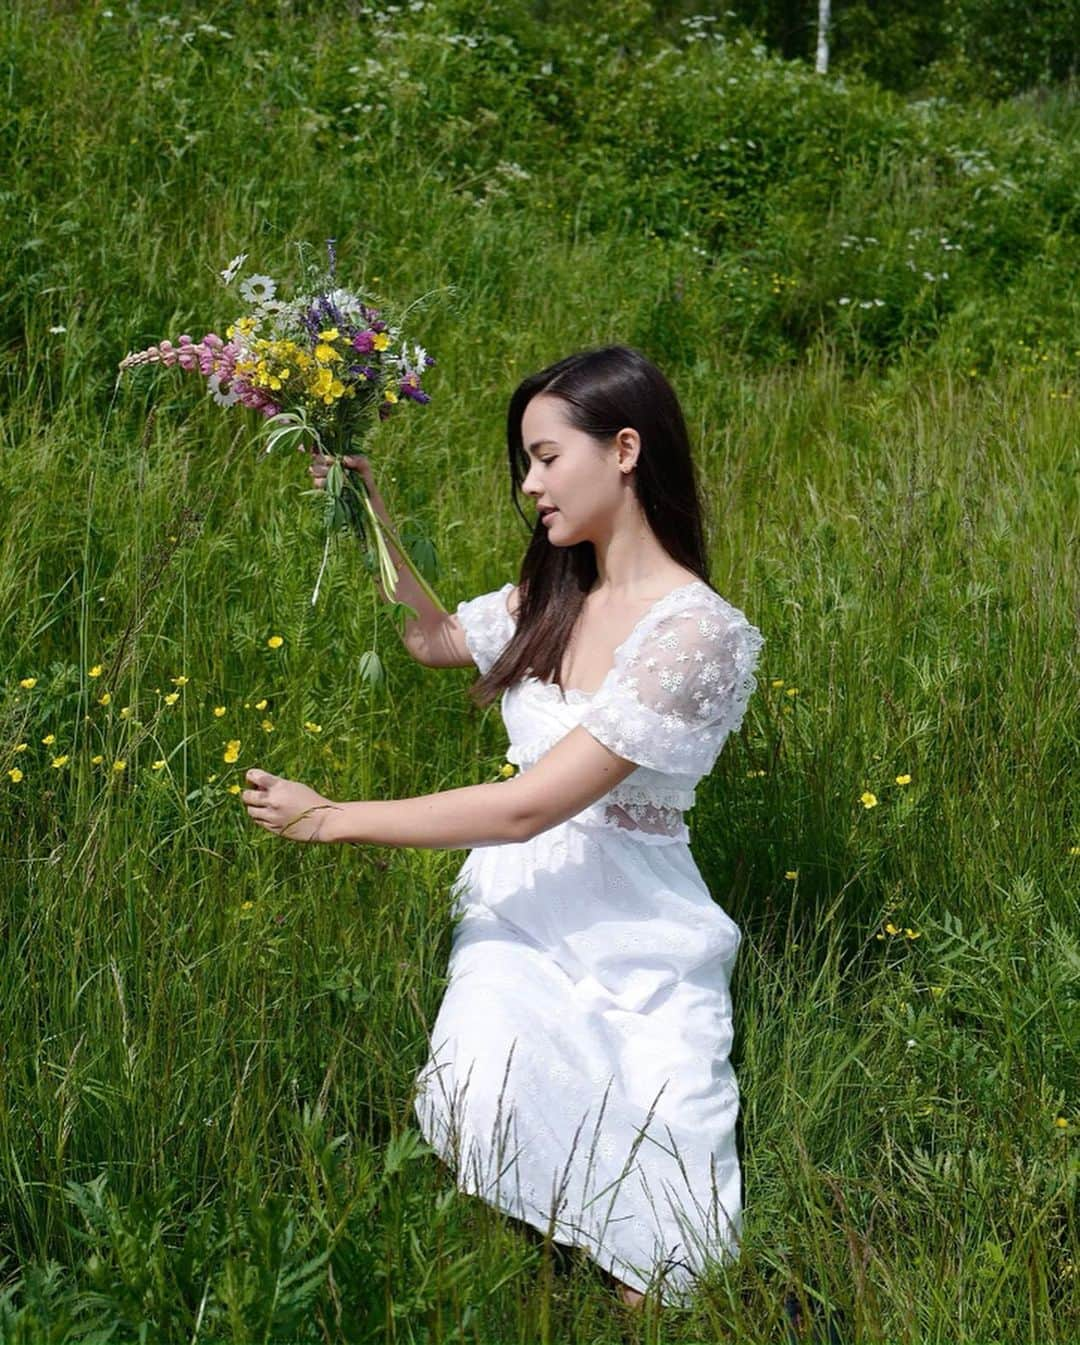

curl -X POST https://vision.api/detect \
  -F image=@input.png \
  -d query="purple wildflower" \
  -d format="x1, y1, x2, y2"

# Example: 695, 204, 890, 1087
400, 372, 430, 404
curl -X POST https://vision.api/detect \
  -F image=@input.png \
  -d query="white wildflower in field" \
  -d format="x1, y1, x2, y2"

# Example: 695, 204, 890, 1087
220, 252, 248, 285
239, 274, 276, 305
208, 372, 240, 407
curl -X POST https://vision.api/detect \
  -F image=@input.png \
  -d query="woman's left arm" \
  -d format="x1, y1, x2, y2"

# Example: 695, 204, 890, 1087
241, 768, 532, 848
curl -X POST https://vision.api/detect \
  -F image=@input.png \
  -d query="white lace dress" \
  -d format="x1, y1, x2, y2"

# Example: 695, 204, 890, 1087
413, 579, 765, 1303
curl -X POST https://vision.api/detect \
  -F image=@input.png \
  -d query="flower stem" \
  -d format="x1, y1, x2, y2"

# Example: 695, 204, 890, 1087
344, 467, 448, 615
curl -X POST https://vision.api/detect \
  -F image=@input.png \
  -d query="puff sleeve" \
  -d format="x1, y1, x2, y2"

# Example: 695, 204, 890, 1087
577, 601, 764, 778
455, 582, 516, 676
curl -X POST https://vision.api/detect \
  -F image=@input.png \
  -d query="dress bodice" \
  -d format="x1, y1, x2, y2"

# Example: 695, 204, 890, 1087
456, 580, 765, 844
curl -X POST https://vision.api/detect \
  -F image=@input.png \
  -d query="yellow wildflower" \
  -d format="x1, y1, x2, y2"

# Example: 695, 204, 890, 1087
223, 739, 241, 764
770, 679, 785, 688
51, 754, 70, 768
860, 791, 878, 808
213, 706, 226, 717
303, 721, 322, 733
499, 763, 516, 778
373, 332, 390, 351
267, 636, 283, 649
163, 692, 180, 706
119, 706, 132, 719
228, 783, 242, 794
318, 327, 339, 341
42, 733, 56, 745
1069, 845, 1080, 856
785, 870, 798, 880
91, 754, 104, 765
98, 692, 112, 706
383, 389, 398, 404
14, 742, 27, 753
895, 773, 912, 786
904, 928, 921, 939
113, 760, 126, 773
151, 760, 166, 771
88, 665, 103, 678
240, 900, 254, 912
8, 768, 23, 782
207, 774, 217, 783
170, 675, 189, 686
19, 677, 37, 689
1055, 1117, 1069, 1129
785, 686, 798, 697
261, 719, 274, 733
255, 698, 268, 711
314, 343, 342, 363
884, 921, 900, 935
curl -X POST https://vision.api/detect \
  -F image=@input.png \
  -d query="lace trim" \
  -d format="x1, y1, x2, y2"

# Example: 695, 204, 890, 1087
602, 800, 685, 837
455, 583, 515, 676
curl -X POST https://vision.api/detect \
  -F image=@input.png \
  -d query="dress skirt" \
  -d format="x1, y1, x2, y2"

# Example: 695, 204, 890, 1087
412, 816, 743, 1304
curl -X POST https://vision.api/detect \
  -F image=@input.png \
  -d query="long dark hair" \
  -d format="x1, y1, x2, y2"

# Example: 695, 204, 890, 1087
468, 344, 714, 708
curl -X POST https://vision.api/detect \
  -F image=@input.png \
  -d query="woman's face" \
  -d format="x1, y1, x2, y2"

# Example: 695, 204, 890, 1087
519, 393, 639, 547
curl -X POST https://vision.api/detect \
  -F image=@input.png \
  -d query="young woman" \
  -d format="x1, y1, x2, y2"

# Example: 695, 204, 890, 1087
242, 344, 765, 1312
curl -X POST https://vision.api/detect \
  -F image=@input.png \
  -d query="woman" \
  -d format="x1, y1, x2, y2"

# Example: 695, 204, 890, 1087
242, 344, 765, 1311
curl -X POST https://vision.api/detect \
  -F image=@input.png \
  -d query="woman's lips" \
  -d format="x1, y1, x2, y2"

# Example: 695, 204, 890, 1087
541, 509, 559, 524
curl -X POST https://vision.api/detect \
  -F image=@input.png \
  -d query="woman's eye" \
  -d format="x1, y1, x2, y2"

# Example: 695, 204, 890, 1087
540, 458, 555, 465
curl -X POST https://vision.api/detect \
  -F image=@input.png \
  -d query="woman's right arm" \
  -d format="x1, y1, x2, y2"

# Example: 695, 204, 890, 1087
308, 450, 474, 666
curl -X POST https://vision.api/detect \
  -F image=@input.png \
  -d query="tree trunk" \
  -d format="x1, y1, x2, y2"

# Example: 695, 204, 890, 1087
816, 0, 830, 73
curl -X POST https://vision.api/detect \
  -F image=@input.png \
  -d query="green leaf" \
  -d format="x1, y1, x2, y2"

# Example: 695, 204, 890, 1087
358, 649, 385, 689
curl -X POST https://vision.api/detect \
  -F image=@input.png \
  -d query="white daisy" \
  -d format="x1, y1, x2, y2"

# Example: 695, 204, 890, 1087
239, 274, 277, 305
207, 373, 240, 407
49, 324, 67, 334
219, 252, 248, 285
328, 286, 365, 315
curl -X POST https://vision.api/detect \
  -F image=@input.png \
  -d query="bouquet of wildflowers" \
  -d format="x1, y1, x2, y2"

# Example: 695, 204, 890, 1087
118, 240, 445, 613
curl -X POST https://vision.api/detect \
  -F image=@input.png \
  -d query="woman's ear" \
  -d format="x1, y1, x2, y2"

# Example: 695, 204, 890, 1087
615, 427, 640, 474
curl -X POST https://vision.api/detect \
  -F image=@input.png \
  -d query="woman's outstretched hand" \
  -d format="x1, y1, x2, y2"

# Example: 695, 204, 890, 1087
242, 768, 340, 843
308, 447, 374, 490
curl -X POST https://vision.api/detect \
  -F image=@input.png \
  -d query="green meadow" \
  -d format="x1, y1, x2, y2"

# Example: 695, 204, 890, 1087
1, 1, 1077, 1340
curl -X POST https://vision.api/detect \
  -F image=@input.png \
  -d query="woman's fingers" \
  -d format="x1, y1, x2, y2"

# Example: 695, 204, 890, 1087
309, 453, 329, 488
308, 452, 372, 489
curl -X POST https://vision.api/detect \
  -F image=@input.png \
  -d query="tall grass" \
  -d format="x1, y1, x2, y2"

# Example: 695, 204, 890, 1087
0, 1, 1077, 1340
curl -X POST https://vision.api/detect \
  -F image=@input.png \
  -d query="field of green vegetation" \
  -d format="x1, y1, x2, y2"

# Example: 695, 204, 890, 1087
1, 1, 1077, 1340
